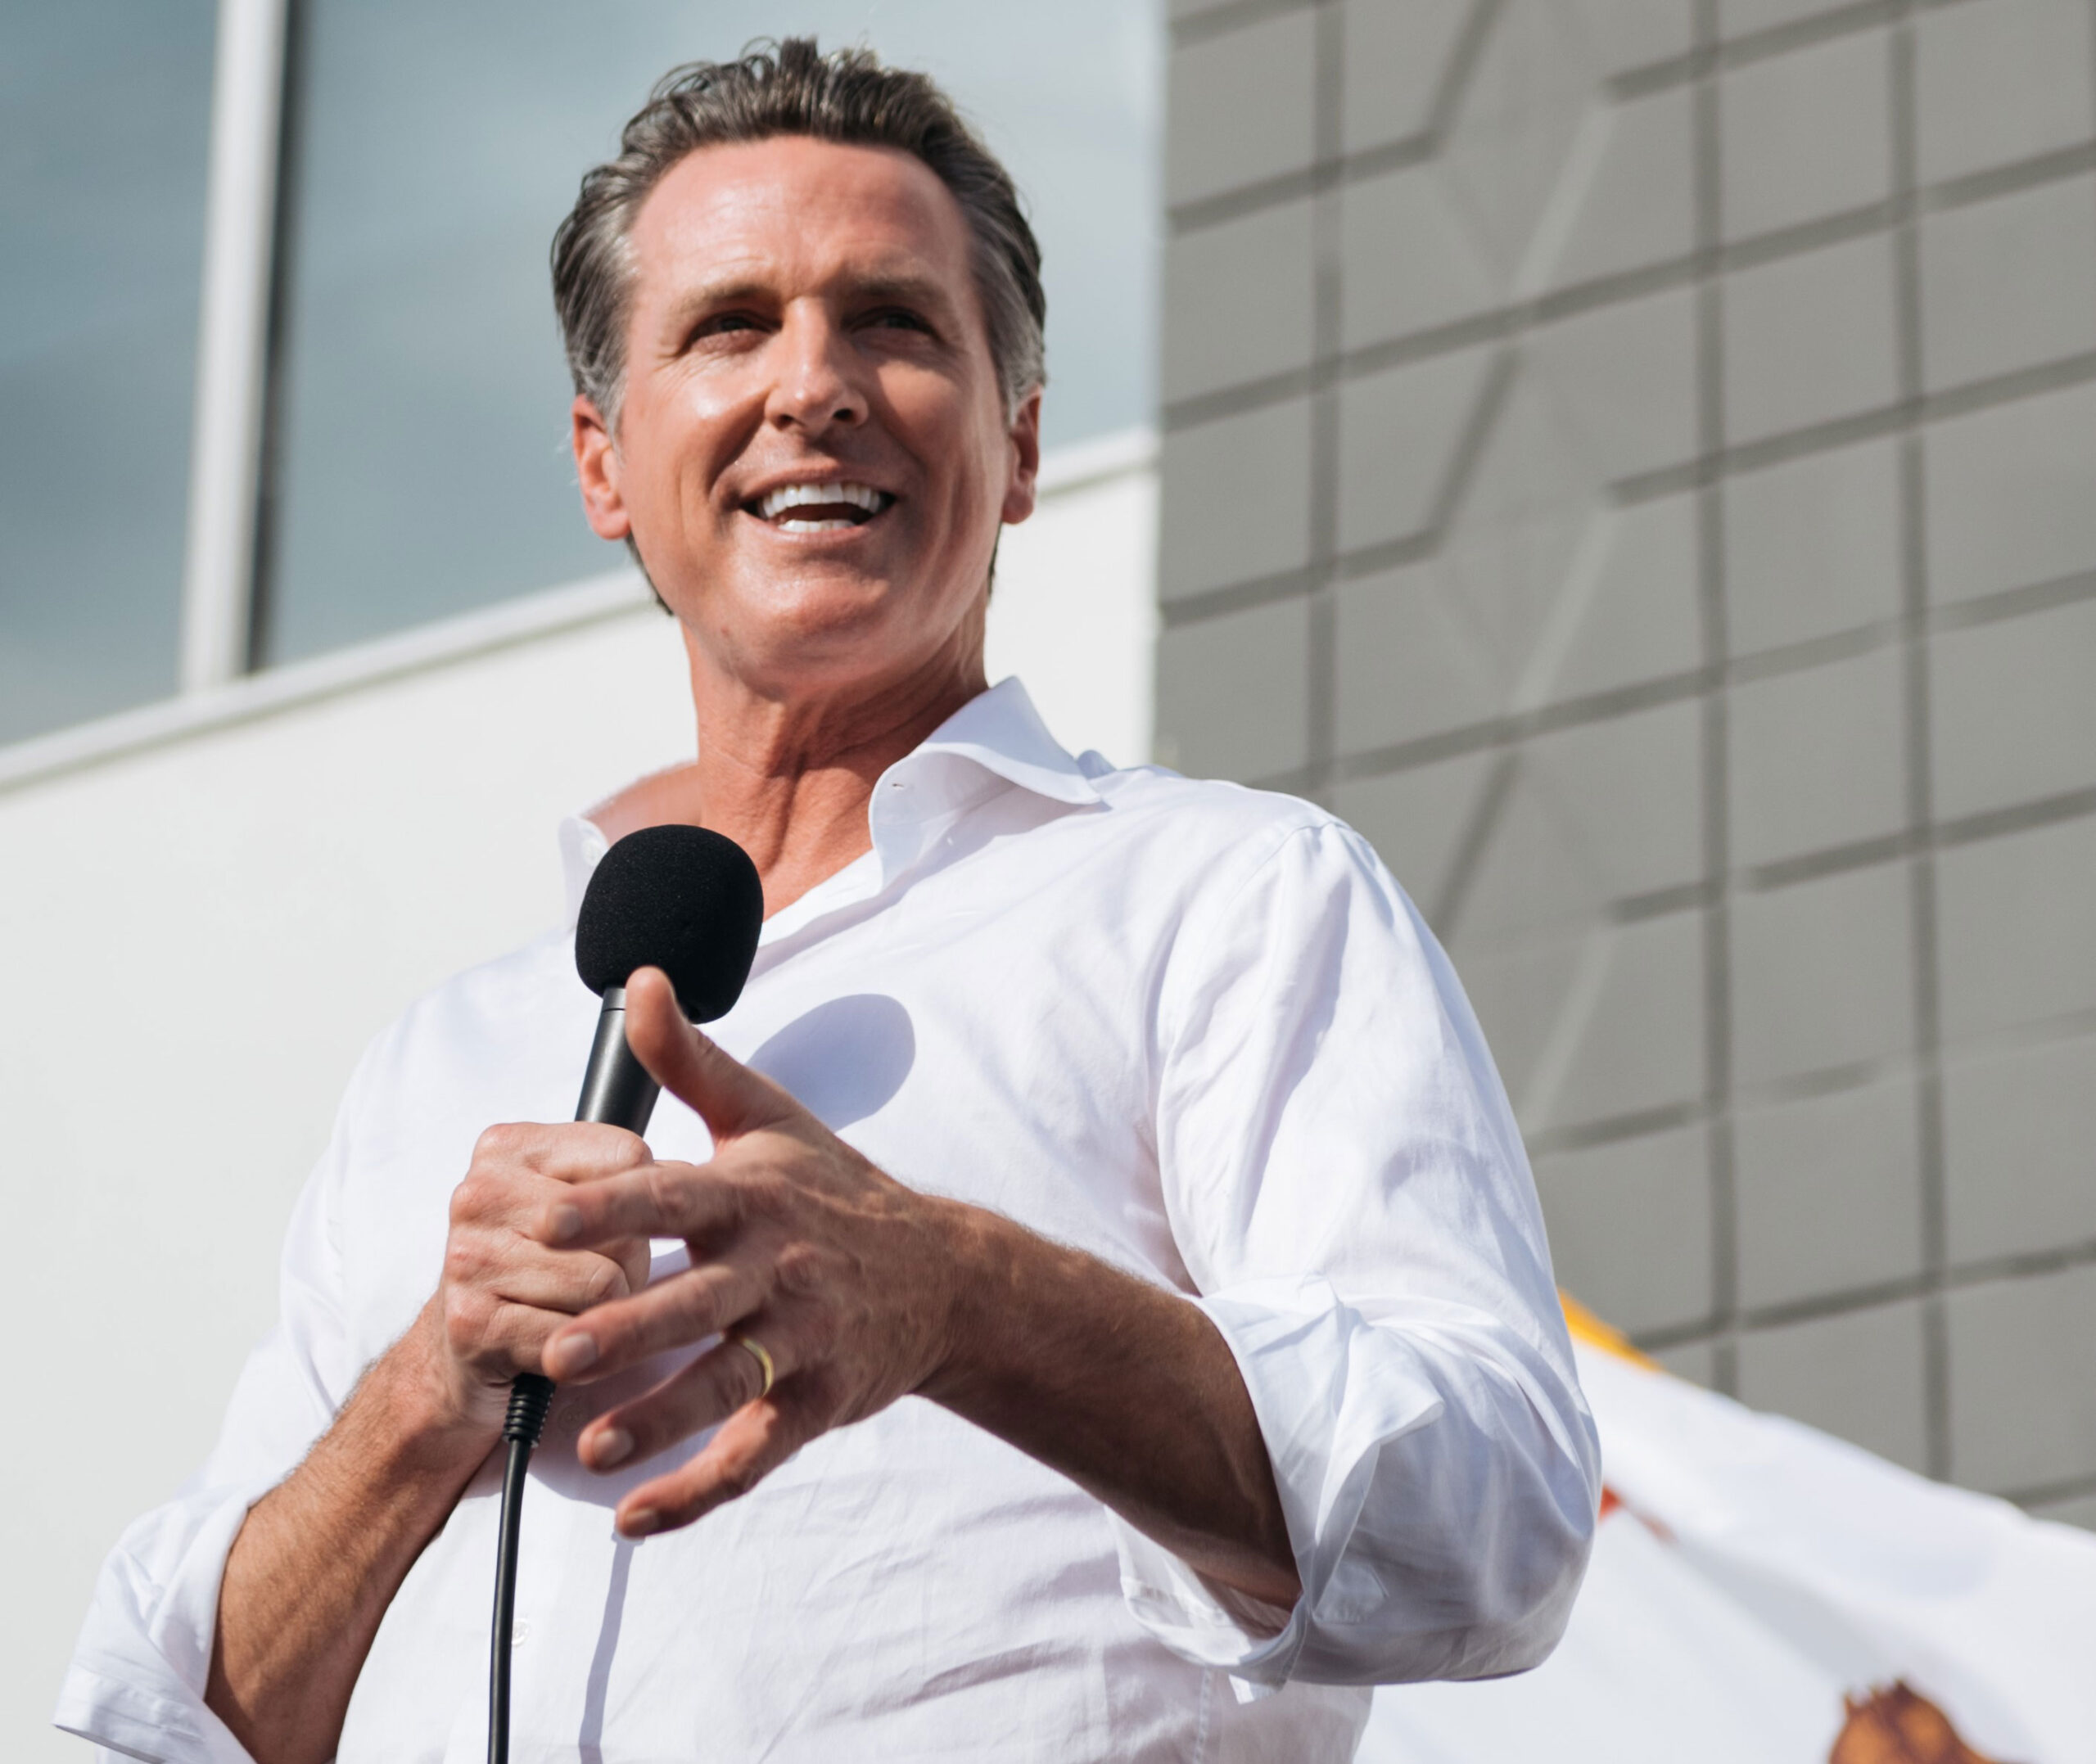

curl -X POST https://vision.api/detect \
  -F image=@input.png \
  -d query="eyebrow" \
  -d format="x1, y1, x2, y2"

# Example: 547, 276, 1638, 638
844, 273, 963, 315
657, 268, 966, 335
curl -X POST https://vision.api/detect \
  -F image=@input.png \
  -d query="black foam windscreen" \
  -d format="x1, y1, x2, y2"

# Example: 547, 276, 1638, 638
574, 824, 765, 1022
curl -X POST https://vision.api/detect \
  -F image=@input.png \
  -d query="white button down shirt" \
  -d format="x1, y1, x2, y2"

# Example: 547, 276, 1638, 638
60, 678, 1597, 1763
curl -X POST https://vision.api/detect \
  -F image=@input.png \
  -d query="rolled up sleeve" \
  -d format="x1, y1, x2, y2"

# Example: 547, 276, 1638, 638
1111, 820, 1600, 1690
56, 1060, 368, 1762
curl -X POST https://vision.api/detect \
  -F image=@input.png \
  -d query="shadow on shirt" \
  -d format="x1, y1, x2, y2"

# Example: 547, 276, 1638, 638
746, 991, 916, 1131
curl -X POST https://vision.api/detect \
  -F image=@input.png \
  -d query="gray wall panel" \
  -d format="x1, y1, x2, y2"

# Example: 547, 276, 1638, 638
1734, 1077, 1926, 1311
1737, 1299, 1933, 1475
1159, 0, 2096, 1523
1720, 28, 1892, 241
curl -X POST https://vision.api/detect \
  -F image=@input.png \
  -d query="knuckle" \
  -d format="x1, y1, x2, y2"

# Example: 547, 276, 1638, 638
772, 1243, 827, 1298
695, 1274, 738, 1324
450, 1171, 512, 1225
580, 1258, 626, 1308
644, 1162, 690, 1228
473, 1122, 526, 1163
444, 1287, 489, 1347
684, 1275, 728, 1333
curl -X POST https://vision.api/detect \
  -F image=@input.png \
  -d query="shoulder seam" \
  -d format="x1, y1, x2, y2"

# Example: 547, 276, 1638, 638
1157, 819, 1339, 1053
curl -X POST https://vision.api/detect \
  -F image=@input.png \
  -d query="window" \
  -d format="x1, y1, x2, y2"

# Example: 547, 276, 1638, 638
1, 2, 1157, 739
0, 5, 218, 744
259, 2, 1159, 663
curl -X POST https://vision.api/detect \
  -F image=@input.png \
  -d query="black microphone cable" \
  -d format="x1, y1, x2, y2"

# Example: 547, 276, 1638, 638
488, 1372, 553, 1764
484, 824, 762, 1764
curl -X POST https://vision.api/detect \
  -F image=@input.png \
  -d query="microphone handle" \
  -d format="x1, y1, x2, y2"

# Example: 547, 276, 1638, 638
513, 985, 663, 1417
491, 985, 660, 1763
573, 986, 662, 1132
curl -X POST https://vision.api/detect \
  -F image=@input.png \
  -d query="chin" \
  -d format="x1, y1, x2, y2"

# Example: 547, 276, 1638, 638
709, 580, 923, 682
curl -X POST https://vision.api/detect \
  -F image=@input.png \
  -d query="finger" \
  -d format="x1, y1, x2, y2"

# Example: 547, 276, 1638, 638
448, 1183, 650, 1291
451, 1138, 649, 1243
625, 966, 798, 1139
612, 1385, 821, 1536
544, 1257, 768, 1383
444, 1289, 585, 1383
533, 1159, 741, 1250
469, 1120, 651, 1184
575, 1321, 795, 1468
477, 1245, 639, 1316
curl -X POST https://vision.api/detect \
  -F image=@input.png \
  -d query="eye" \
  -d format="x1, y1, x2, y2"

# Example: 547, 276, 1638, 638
688, 311, 767, 347
866, 307, 934, 335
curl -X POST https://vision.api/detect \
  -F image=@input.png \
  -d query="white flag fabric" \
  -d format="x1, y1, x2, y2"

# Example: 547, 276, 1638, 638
1360, 1308, 2096, 1764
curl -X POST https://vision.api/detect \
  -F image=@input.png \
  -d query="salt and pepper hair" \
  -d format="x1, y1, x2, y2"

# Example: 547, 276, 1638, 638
551, 37, 1048, 435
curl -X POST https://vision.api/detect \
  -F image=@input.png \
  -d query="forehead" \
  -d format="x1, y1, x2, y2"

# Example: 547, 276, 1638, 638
627, 135, 978, 300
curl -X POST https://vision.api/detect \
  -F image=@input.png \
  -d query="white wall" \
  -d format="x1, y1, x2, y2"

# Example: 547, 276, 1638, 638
0, 437, 1154, 1757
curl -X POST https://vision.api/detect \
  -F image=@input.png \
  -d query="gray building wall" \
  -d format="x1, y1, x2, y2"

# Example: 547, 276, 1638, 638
1154, 0, 2096, 1528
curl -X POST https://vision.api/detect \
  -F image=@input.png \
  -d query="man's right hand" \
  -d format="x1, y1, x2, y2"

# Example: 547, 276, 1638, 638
206, 1119, 656, 1764
419, 1119, 659, 1436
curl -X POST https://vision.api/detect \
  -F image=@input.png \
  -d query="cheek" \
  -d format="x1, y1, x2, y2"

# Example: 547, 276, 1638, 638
924, 429, 1010, 545
884, 370, 1005, 503
629, 382, 751, 523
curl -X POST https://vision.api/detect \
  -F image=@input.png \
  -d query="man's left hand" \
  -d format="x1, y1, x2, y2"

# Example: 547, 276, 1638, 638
535, 963, 964, 1538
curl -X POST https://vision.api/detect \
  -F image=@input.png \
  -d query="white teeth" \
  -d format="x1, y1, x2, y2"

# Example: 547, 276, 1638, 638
756, 481, 888, 521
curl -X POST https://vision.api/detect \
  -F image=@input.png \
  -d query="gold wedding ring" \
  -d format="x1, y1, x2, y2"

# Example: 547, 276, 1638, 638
730, 1332, 775, 1400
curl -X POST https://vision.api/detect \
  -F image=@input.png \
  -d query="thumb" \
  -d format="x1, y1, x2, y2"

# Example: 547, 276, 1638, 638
623, 966, 793, 1140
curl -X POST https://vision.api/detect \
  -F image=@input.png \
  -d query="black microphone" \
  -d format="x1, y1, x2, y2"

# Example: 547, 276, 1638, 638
489, 823, 763, 1764
571, 822, 768, 1130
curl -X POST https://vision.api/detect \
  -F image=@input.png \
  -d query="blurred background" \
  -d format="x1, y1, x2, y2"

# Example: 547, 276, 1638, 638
3, 0, 2093, 1753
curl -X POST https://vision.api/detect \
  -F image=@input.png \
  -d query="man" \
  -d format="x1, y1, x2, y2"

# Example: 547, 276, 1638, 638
61, 40, 1597, 1762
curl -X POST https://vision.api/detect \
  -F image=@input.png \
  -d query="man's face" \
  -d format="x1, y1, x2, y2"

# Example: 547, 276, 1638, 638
574, 135, 1039, 699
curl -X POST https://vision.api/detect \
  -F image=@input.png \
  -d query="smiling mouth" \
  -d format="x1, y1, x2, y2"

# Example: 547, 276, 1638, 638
744, 480, 897, 532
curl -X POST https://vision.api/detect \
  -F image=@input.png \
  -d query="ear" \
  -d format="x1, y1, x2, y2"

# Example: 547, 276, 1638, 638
999, 388, 1042, 528
573, 394, 631, 541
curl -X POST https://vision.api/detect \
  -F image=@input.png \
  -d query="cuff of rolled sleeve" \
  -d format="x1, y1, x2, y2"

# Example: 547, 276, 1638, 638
1106, 1276, 1448, 1697
55, 1477, 278, 1764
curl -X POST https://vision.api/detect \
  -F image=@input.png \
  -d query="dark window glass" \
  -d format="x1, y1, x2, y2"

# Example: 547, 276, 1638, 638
258, 1, 1159, 666
0, 6, 216, 743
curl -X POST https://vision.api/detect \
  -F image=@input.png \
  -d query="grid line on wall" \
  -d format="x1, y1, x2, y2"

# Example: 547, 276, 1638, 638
1305, 0, 1346, 796
1187, 565, 2096, 788
1167, 0, 1992, 238
1691, 0, 1738, 1391
1628, 1232, 2096, 1347
1887, 0, 1955, 1482
1169, 0, 1318, 52
1163, 139, 2096, 441
1158, 341, 2096, 633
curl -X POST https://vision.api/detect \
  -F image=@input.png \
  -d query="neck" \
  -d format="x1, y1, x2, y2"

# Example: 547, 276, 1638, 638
592, 607, 988, 918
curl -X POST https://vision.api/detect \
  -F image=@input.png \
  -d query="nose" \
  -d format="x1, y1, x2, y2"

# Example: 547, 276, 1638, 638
765, 300, 869, 438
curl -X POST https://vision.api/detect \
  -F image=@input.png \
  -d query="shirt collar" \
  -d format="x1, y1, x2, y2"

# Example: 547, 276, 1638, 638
559, 675, 1100, 931
897, 674, 1102, 810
